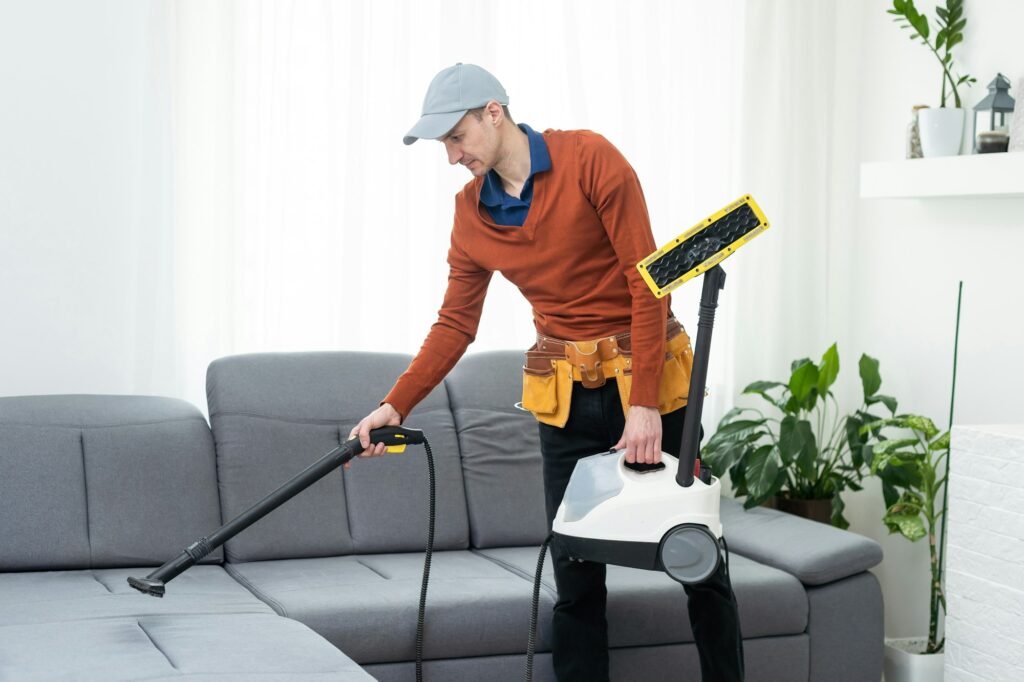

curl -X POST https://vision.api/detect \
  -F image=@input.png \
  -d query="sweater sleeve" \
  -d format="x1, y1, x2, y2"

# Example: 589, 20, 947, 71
576, 131, 668, 408
382, 217, 493, 419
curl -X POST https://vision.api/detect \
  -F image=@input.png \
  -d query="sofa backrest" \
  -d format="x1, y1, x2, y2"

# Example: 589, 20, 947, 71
206, 352, 470, 563
444, 351, 549, 548
0, 395, 223, 571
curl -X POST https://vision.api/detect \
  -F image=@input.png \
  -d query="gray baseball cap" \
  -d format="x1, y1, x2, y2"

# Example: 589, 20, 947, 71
404, 63, 509, 145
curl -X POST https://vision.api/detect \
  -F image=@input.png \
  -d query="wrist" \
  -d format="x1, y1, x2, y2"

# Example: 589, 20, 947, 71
382, 402, 403, 422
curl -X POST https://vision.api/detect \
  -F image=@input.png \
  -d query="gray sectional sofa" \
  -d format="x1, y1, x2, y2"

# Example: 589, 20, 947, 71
0, 350, 884, 681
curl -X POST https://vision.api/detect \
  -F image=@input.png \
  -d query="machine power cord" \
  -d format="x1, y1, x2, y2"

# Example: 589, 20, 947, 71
415, 439, 436, 682
526, 534, 553, 682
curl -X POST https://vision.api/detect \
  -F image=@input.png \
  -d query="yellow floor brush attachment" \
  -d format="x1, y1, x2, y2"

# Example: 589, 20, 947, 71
637, 195, 770, 298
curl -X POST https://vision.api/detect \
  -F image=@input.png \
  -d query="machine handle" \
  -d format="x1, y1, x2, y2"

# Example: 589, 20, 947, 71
358, 425, 425, 453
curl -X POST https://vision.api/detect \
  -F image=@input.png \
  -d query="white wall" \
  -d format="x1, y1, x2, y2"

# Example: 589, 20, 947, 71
0, 0, 175, 397
835, 0, 1024, 639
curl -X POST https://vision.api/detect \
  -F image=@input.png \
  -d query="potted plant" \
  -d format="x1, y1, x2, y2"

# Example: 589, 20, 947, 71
863, 414, 950, 682
702, 344, 897, 529
889, 0, 976, 157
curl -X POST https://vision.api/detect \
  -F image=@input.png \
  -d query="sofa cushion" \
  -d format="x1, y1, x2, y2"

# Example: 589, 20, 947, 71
0, 395, 223, 571
445, 351, 550, 548
224, 549, 555, 664
0, 614, 372, 681
0, 566, 272, 626
720, 497, 884, 585
206, 352, 471, 562
475, 546, 808, 645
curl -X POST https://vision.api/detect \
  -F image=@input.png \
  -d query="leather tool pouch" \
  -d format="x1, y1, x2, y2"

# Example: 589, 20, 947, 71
520, 319, 694, 429
521, 346, 573, 427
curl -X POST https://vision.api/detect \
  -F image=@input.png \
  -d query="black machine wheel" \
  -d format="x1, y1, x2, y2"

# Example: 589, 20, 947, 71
658, 524, 721, 585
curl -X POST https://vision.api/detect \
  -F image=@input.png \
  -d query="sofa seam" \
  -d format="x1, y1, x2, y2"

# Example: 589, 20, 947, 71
442, 379, 475, 550
80, 429, 92, 566
223, 564, 290, 618
469, 548, 557, 599
0, 416, 207, 430
137, 620, 178, 670
209, 407, 451, 426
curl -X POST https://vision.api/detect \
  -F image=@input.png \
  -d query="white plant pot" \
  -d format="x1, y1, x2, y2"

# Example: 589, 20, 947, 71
884, 637, 945, 682
918, 107, 965, 157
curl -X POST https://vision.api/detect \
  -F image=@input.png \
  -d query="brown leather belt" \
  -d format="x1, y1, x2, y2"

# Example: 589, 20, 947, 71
528, 317, 683, 389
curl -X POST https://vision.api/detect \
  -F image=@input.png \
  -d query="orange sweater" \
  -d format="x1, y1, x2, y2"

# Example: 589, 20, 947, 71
383, 129, 673, 419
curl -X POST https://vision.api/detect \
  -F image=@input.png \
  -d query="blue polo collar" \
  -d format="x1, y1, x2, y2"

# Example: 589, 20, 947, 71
479, 124, 551, 208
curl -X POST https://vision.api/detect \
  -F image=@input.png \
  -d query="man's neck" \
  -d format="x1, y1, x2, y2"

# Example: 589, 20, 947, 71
491, 125, 531, 199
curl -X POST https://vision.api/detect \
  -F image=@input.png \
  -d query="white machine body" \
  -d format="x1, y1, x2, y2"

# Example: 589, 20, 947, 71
552, 450, 721, 543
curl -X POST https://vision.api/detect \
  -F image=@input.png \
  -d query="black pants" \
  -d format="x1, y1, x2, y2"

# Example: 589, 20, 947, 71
539, 380, 745, 682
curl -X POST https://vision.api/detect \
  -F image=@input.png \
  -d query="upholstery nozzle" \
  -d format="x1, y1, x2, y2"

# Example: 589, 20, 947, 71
127, 576, 165, 598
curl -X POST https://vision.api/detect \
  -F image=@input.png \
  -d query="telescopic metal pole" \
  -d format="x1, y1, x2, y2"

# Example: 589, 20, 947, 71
676, 265, 726, 487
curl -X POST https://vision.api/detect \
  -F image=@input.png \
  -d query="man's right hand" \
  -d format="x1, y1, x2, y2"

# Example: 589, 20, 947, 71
344, 403, 403, 469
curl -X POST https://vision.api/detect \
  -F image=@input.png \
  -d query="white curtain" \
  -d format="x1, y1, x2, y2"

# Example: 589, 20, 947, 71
730, 0, 852, 393
168, 0, 749, 419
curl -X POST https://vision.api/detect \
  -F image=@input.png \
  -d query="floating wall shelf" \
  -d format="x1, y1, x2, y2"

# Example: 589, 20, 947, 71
860, 153, 1024, 199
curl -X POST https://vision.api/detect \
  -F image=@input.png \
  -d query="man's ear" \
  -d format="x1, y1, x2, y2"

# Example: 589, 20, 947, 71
485, 100, 505, 127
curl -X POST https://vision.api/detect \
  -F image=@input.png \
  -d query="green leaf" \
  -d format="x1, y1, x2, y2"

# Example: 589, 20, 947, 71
794, 420, 818, 480
746, 445, 782, 502
741, 381, 788, 410
705, 441, 749, 477
905, 415, 938, 438
817, 343, 840, 395
743, 381, 785, 395
859, 354, 881, 399
831, 495, 849, 530
719, 406, 751, 424
885, 513, 927, 541
705, 419, 767, 450
884, 491, 927, 541
778, 416, 800, 465
929, 431, 951, 451
882, 481, 900, 508
789, 360, 819, 405
866, 394, 898, 414
873, 438, 918, 457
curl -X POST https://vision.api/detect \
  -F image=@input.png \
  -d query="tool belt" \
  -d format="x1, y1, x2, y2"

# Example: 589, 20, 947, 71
520, 317, 693, 428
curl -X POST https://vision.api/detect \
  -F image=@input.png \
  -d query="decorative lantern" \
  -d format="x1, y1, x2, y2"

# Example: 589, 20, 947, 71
972, 73, 1015, 153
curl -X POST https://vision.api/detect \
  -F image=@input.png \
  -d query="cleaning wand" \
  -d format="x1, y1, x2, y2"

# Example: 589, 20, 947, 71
128, 425, 426, 597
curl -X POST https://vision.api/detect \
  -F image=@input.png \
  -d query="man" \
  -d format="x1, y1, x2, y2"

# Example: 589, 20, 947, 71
349, 63, 744, 681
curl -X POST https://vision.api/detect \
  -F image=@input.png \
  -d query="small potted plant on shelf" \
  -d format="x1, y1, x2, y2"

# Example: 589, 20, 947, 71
889, 0, 976, 157
863, 414, 950, 682
702, 344, 896, 529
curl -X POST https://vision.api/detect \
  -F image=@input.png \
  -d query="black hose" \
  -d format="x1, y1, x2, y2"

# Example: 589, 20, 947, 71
526, 534, 553, 682
415, 439, 436, 682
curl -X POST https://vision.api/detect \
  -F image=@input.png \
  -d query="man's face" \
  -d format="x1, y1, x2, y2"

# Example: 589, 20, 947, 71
439, 110, 498, 177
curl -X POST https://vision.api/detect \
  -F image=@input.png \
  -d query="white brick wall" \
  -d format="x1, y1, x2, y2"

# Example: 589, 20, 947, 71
945, 425, 1024, 682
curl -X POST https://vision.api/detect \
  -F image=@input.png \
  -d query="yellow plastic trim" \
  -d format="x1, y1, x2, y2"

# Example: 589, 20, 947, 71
636, 195, 770, 299
385, 433, 407, 454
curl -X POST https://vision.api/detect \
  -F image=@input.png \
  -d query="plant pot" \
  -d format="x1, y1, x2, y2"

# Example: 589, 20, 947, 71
765, 494, 833, 525
918, 107, 965, 157
883, 637, 944, 682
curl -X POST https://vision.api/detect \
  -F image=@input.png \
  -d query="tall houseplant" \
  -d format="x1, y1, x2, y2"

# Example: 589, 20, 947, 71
864, 415, 950, 654
702, 344, 897, 529
889, 0, 976, 156
871, 282, 962, 682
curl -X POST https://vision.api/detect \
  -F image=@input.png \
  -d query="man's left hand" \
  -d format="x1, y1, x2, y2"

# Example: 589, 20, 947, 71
613, 405, 662, 464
